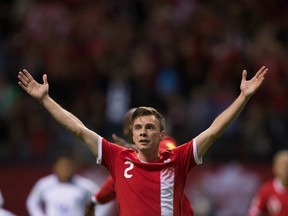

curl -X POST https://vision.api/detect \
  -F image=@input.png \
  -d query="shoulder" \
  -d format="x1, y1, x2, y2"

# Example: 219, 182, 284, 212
73, 174, 94, 184
28, 174, 58, 195
73, 175, 97, 191
172, 139, 202, 165
102, 137, 136, 155
34, 174, 58, 186
102, 138, 126, 148
171, 139, 194, 155
258, 179, 275, 194
261, 179, 274, 188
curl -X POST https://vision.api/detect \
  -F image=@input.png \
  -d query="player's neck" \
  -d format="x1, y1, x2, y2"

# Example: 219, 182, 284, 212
281, 180, 288, 188
138, 151, 159, 162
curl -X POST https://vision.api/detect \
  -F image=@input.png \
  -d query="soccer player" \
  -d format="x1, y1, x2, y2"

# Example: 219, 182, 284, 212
26, 154, 98, 216
85, 108, 193, 216
247, 150, 288, 216
18, 66, 267, 216
86, 136, 194, 216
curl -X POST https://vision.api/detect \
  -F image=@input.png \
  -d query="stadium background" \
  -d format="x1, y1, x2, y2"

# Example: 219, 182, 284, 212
0, 0, 287, 215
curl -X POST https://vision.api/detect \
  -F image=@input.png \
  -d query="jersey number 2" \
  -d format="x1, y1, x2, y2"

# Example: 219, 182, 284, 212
124, 161, 134, 178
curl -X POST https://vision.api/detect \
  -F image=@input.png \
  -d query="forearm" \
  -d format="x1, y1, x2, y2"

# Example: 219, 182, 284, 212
210, 92, 249, 139
40, 95, 85, 139
40, 95, 99, 156
18, 69, 99, 156
196, 67, 267, 157
196, 92, 250, 157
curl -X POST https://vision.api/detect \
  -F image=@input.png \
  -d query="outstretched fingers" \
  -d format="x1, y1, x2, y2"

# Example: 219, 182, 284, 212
22, 69, 34, 82
18, 69, 35, 92
255, 66, 268, 80
18, 79, 27, 91
18, 71, 29, 87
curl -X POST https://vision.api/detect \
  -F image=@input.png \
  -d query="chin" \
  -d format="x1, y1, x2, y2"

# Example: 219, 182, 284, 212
137, 145, 148, 151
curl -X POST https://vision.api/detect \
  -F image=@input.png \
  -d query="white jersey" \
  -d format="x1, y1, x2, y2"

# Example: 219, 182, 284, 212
0, 208, 17, 216
26, 174, 97, 216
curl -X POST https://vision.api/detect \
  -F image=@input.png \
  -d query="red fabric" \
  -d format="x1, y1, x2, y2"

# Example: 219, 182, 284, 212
100, 138, 197, 216
95, 136, 194, 215
247, 179, 288, 216
182, 195, 194, 216
95, 175, 115, 204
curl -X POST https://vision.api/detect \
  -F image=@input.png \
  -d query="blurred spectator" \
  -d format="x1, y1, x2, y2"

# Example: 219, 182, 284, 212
0, 0, 287, 165
1, 1, 288, 215
26, 153, 97, 216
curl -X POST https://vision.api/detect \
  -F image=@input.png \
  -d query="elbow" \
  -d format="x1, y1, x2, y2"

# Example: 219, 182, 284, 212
208, 131, 221, 143
73, 126, 85, 141
210, 126, 226, 141
213, 132, 223, 141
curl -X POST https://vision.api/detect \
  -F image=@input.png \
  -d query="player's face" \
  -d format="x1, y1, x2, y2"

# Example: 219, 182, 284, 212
132, 115, 164, 152
53, 157, 75, 182
274, 154, 288, 185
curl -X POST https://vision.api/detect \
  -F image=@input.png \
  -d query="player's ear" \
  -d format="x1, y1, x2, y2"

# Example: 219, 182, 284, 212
160, 131, 165, 140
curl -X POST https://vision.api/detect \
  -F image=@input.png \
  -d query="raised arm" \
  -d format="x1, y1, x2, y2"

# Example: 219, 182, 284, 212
18, 69, 99, 156
196, 66, 268, 158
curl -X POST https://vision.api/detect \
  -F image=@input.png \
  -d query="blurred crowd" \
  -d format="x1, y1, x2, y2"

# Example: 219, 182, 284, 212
0, 0, 287, 165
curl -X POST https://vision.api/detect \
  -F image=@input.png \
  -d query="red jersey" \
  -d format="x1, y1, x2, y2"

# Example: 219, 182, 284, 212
97, 137, 201, 216
181, 194, 194, 216
95, 175, 116, 204
95, 176, 194, 216
247, 178, 288, 216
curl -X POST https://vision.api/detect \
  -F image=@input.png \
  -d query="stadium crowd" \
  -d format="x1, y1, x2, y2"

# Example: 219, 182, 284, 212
0, 0, 288, 166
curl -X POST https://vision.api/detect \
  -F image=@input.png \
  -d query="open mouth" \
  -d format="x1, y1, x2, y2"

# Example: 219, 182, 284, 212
139, 139, 149, 144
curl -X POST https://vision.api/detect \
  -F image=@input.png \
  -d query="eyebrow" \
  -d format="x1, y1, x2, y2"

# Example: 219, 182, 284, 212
133, 122, 157, 128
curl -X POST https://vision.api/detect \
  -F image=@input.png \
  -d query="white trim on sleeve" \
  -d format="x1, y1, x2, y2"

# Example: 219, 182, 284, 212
193, 138, 203, 165
96, 136, 103, 164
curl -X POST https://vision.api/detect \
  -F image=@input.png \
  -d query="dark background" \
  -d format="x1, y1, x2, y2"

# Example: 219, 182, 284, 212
0, 0, 287, 215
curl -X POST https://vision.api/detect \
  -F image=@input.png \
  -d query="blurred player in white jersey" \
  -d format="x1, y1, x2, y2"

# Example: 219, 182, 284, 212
26, 154, 97, 216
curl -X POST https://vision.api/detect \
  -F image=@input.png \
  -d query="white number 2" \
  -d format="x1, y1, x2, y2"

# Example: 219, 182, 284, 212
124, 161, 134, 178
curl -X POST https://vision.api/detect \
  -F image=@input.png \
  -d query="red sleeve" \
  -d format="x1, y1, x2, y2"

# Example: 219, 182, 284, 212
173, 139, 199, 173
95, 176, 116, 204
100, 138, 125, 178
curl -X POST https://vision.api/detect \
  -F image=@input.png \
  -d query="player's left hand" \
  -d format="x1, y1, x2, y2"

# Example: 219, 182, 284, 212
240, 66, 268, 98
